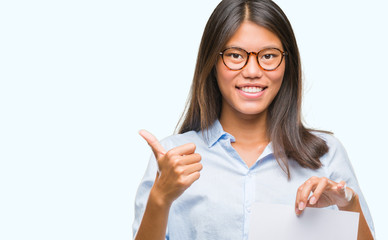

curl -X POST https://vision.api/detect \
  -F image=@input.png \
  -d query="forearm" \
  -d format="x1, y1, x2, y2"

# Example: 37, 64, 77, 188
134, 188, 171, 240
339, 194, 373, 240
136, 133, 202, 239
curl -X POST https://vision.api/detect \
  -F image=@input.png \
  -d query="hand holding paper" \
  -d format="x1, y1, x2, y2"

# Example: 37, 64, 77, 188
295, 177, 356, 215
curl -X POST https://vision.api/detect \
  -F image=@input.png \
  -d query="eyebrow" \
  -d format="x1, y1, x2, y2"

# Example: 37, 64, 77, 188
224, 45, 283, 51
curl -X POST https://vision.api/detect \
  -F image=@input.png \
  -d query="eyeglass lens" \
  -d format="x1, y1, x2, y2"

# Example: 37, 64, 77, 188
222, 48, 284, 70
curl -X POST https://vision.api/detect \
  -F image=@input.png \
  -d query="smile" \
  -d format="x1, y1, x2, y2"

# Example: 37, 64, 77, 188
236, 85, 267, 99
240, 87, 264, 93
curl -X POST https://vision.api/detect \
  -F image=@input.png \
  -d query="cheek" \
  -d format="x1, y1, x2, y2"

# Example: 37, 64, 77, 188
267, 66, 285, 88
216, 60, 238, 90
272, 73, 284, 86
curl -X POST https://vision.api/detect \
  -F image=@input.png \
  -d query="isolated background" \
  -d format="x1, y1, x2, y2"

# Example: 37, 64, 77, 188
0, 0, 387, 239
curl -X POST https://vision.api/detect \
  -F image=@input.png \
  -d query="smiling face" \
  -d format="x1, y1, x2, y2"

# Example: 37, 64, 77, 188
216, 21, 286, 120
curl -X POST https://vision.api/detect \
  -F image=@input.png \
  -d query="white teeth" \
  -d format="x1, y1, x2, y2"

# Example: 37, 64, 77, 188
241, 87, 263, 93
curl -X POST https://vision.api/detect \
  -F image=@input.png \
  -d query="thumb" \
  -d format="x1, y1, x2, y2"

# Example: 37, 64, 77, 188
337, 181, 354, 202
139, 129, 167, 159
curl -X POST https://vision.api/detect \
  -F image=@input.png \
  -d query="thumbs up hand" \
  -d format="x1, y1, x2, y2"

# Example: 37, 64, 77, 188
139, 130, 203, 206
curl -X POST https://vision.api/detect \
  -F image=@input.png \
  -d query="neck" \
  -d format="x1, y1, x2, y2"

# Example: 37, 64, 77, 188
219, 108, 269, 146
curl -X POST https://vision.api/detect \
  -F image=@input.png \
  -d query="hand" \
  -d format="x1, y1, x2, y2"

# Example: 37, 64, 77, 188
295, 177, 357, 215
139, 130, 203, 206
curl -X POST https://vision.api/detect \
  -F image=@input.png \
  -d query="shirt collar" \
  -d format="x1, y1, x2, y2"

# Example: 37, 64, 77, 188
202, 119, 235, 148
202, 120, 274, 158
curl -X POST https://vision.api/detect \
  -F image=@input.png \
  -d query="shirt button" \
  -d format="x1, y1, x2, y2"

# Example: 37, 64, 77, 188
246, 207, 251, 213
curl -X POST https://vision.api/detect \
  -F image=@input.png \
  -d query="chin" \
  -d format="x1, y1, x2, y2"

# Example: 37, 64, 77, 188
236, 107, 268, 117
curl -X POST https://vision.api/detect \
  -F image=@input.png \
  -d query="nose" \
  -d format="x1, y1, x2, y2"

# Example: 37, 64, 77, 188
241, 53, 263, 79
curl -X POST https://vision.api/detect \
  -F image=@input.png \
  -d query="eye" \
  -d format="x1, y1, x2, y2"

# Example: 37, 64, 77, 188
226, 53, 243, 59
259, 49, 281, 63
262, 54, 274, 60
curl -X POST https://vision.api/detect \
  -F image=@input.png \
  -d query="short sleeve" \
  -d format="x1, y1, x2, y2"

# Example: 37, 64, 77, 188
132, 153, 157, 239
132, 139, 172, 240
320, 133, 375, 238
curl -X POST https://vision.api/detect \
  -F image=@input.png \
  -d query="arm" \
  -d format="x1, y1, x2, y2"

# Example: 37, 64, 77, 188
134, 185, 171, 240
134, 130, 202, 240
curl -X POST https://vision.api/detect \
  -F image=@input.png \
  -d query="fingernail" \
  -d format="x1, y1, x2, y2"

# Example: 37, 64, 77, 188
309, 196, 317, 205
295, 208, 300, 215
298, 201, 305, 211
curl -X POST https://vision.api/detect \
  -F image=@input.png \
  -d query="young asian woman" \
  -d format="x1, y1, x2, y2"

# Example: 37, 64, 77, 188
133, 0, 375, 239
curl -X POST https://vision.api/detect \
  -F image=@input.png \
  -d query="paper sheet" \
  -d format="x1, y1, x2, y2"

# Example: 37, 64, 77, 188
248, 202, 359, 240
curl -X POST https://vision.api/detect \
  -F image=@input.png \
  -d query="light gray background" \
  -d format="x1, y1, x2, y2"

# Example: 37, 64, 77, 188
0, 0, 387, 239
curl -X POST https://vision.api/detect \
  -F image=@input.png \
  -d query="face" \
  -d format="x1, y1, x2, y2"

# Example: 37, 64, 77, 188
216, 21, 286, 120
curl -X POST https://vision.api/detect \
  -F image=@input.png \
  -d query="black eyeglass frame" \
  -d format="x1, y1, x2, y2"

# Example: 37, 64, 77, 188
219, 47, 288, 71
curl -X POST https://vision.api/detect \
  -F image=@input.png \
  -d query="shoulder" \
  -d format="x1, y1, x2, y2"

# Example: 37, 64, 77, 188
310, 131, 351, 169
311, 131, 346, 154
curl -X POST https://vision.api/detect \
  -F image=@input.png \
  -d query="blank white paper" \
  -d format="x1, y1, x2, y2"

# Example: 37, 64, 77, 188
248, 202, 359, 240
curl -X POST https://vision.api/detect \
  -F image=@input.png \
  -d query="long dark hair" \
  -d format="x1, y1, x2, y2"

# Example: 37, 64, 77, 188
177, 0, 329, 178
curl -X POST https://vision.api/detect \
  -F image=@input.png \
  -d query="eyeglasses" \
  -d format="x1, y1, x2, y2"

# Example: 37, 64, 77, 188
219, 47, 288, 71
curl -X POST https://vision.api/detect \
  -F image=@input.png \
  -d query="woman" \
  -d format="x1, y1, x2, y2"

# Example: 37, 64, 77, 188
133, 0, 375, 239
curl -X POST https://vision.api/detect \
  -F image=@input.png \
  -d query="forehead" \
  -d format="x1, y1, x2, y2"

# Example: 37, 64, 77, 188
225, 21, 283, 51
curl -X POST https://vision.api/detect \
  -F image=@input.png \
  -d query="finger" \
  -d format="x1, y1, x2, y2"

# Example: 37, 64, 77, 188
295, 177, 318, 214
308, 177, 331, 206
337, 181, 346, 192
179, 153, 202, 165
167, 142, 196, 156
184, 171, 201, 186
182, 162, 203, 175
139, 129, 166, 158
295, 185, 303, 215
